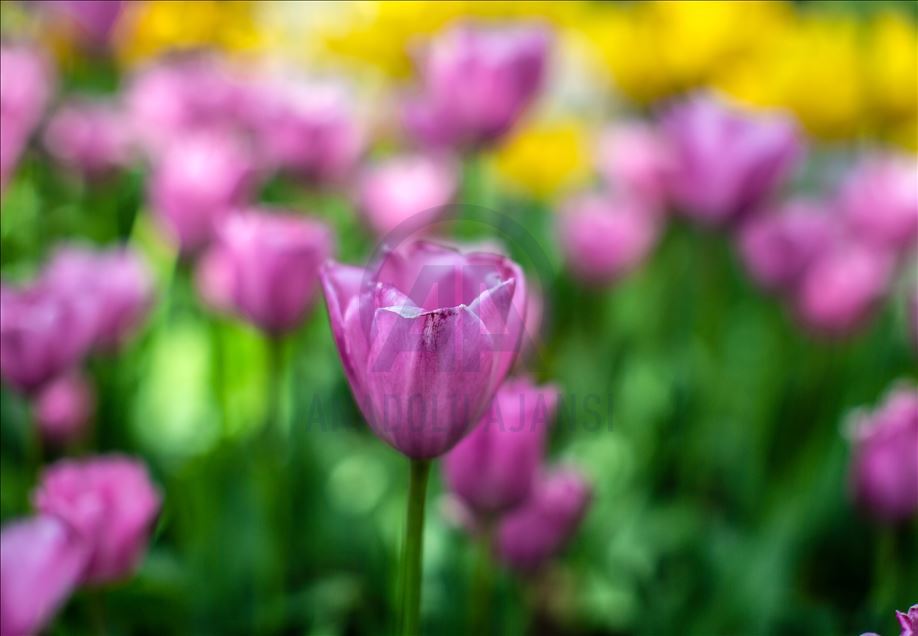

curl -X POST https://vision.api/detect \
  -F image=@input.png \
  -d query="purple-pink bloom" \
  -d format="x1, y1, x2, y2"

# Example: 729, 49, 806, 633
357, 153, 458, 237
596, 122, 673, 207
35, 1, 125, 49
216, 209, 335, 334
444, 377, 557, 516
44, 98, 133, 178
0, 284, 92, 395
496, 467, 592, 573
149, 129, 256, 253
404, 23, 551, 150
33, 456, 161, 585
42, 245, 154, 351
0, 515, 88, 636
662, 94, 803, 226
795, 241, 893, 336
320, 241, 527, 459
898, 605, 918, 636
849, 386, 918, 523
35, 373, 94, 447
195, 244, 236, 315
840, 155, 918, 252
737, 198, 837, 293
558, 192, 660, 285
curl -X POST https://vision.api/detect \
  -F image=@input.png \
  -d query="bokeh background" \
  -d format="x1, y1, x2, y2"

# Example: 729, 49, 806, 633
1, 1, 916, 635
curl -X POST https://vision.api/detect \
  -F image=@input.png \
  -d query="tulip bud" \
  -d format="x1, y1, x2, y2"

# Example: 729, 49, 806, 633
320, 241, 528, 459
496, 467, 592, 573
217, 210, 335, 334
558, 192, 660, 285
35, 373, 94, 447
840, 155, 918, 252
444, 377, 558, 516
737, 198, 836, 293
44, 99, 133, 178
33, 456, 161, 585
357, 154, 457, 237
662, 94, 803, 225
848, 386, 918, 523
404, 23, 551, 150
0, 516, 88, 636
149, 129, 255, 253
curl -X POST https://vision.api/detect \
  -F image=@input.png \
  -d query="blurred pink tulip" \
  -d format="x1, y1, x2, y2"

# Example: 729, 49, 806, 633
558, 192, 660, 285
496, 467, 592, 573
848, 386, 918, 523
44, 99, 133, 178
0, 284, 92, 395
217, 210, 335, 334
34, 456, 161, 585
35, 1, 125, 49
149, 129, 256, 253
194, 245, 236, 315
738, 198, 837, 293
358, 154, 457, 237
247, 79, 363, 183
35, 373, 94, 447
404, 23, 551, 150
795, 241, 893, 336
320, 241, 527, 458
444, 377, 558, 516
42, 245, 154, 351
596, 122, 673, 207
662, 94, 803, 226
0, 515, 88, 636
840, 155, 918, 252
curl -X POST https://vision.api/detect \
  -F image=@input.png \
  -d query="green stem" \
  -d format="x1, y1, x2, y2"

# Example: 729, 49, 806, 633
264, 336, 285, 436
470, 520, 495, 635
401, 459, 431, 636
210, 318, 229, 433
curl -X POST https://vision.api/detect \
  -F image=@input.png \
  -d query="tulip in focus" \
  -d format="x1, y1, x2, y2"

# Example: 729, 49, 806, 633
898, 606, 918, 636
840, 155, 918, 252
0, 515, 88, 636
216, 210, 335, 334
662, 94, 804, 225
358, 154, 458, 237
0, 284, 92, 395
44, 99, 133, 178
405, 23, 551, 150
848, 386, 918, 523
320, 241, 528, 459
444, 377, 558, 517
737, 198, 836, 293
795, 241, 893, 336
596, 122, 673, 207
496, 467, 592, 573
33, 456, 161, 584
35, 373, 94, 447
558, 192, 660, 285
149, 129, 255, 253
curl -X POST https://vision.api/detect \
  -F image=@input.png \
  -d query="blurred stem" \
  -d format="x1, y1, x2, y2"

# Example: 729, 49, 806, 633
470, 520, 495, 635
209, 319, 229, 433
264, 336, 285, 437
90, 588, 108, 635
871, 526, 895, 613
400, 458, 431, 636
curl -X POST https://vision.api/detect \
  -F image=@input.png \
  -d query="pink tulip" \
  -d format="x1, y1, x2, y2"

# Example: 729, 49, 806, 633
216, 210, 335, 334
0, 516, 88, 636
33, 456, 161, 584
596, 122, 673, 207
898, 606, 918, 636
42, 245, 154, 351
320, 241, 527, 458
247, 78, 363, 183
840, 155, 918, 252
795, 241, 893, 336
35, 373, 94, 447
149, 129, 255, 253
849, 386, 918, 523
35, 1, 125, 49
194, 244, 236, 315
496, 467, 592, 573
0, 284, 92, 395
558, 192, 660, 285
357, 154, 458, 237
662, 94, 803, 226
404, 23, 551, 150
444, 377, 557, 516
44, 99, 133, 178
737, 198, 837, 293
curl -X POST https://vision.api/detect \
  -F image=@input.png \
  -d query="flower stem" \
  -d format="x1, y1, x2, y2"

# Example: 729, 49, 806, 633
470, 520, 495, 635
264, 336, 285, 437
401, 458, 431, 636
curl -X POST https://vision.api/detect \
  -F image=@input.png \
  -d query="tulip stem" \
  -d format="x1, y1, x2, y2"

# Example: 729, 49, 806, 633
264, 336, 285, 436
401, 458, 430, 636
470, 521, 495, 635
